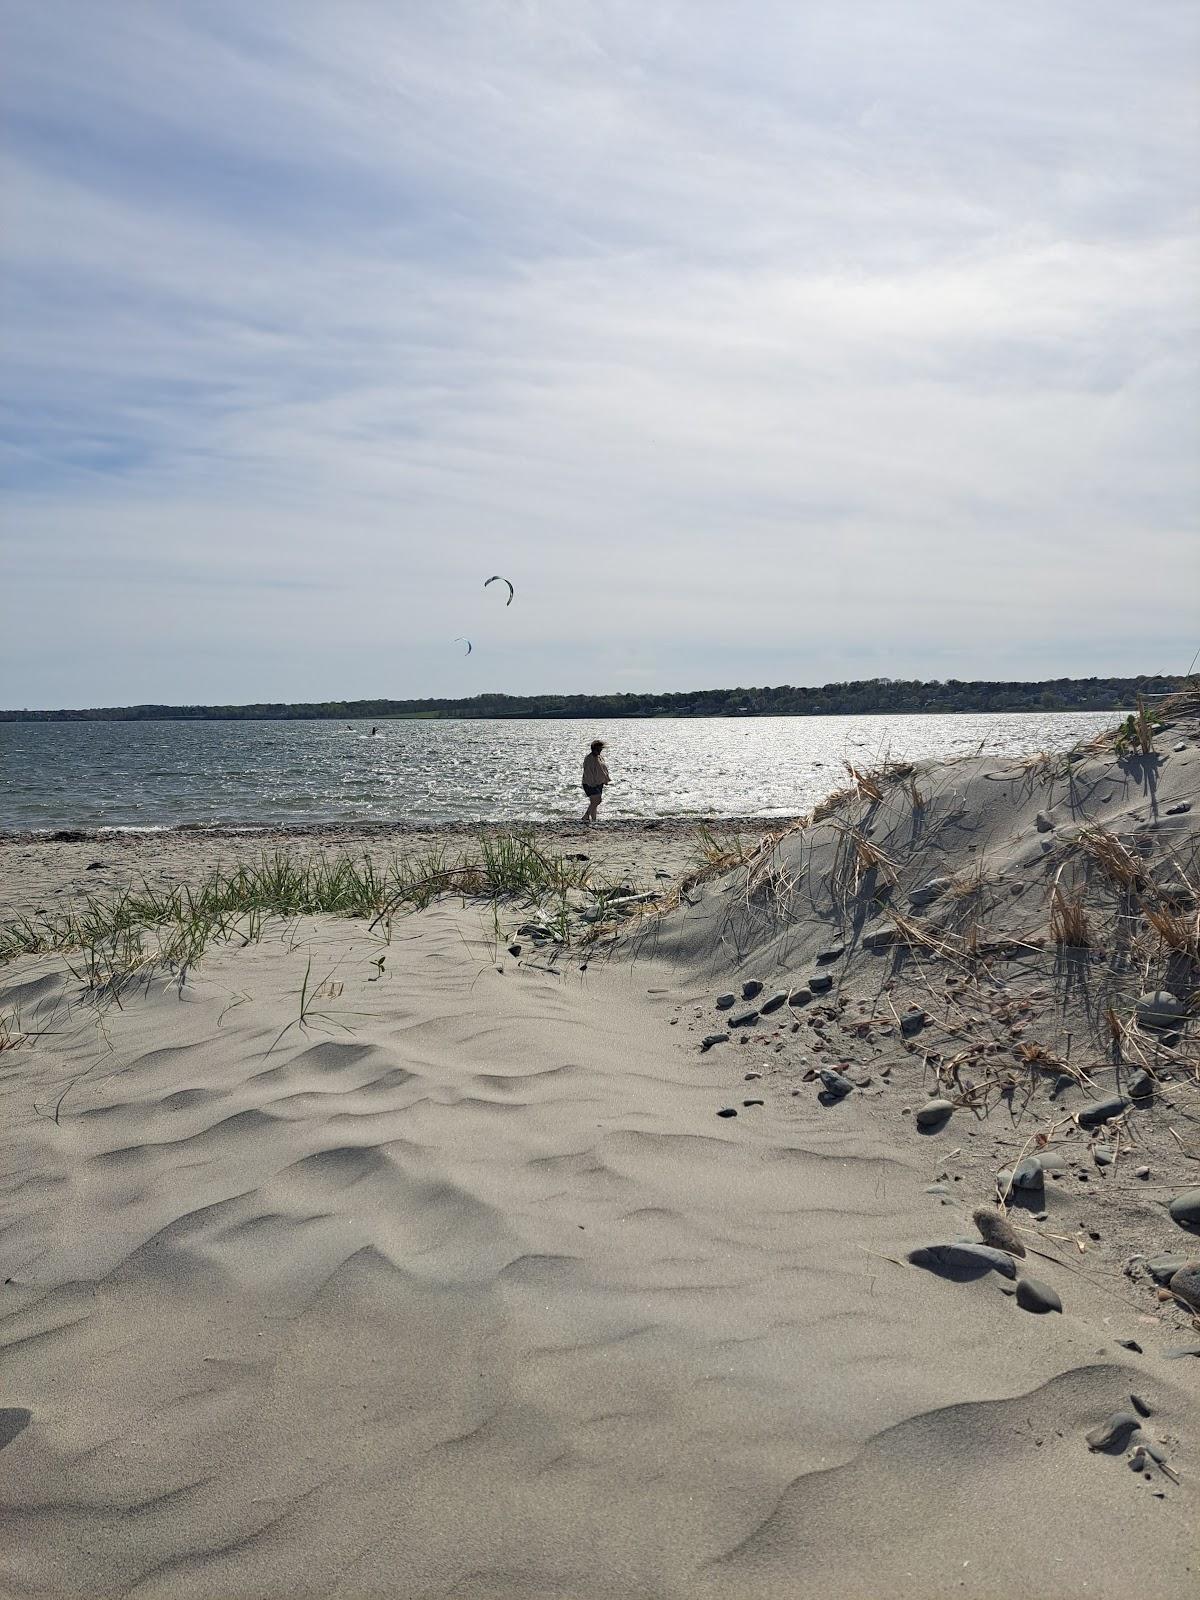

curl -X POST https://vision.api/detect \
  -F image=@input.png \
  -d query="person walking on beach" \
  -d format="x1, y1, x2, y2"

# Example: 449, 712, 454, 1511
581, 740, 610, 825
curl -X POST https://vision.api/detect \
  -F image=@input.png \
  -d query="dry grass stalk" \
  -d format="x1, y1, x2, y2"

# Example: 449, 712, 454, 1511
1143, 903, 1200, 960
1049, 870, 1090, 948
844, 762, 885, 803
887, 912, 970, 963
1079, 826, 1146, 893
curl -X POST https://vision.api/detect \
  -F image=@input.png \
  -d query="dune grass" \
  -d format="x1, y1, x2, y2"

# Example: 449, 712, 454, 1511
0, 835, 596, 988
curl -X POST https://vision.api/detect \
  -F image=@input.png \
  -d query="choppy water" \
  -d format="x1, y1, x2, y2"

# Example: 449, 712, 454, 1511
0, 713, 1115, 834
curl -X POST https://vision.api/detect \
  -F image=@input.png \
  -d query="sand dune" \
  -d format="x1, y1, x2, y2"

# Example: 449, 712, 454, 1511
2, 716, 1199, 1596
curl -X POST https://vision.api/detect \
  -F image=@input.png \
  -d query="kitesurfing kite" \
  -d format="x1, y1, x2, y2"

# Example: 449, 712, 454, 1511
484, 575, 514, 606
453, 637, 473, 656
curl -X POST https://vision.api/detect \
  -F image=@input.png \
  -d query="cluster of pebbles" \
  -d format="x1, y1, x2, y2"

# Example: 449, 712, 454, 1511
692, 952, 1200, 1347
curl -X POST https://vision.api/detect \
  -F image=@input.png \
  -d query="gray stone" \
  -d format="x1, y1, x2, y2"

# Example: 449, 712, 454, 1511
741, 979, 764, 1000
1146, 1255, 1186, 1284
1035, 810, 1056, 833
787, 988, 813, 1007
759, 991, 789, 1015
808, 973, 834, 993
1168, 1189, 1200, 1230
972, 1207, 1025, 1258
914, 1098, 955, 1130
998, 1157, 1044, 1192
861, 927, 899, 951
716, 1107, 738, 1118
1156, 881, 1195, 907
1127, 1070, 1154, 1100
714, 993, 736, 1010
1164, 1344, 1200, 1359
1166, 801, 1192, 814
1093, 1146, 1114, 1168
1135, 1165, 1150, 1180
908, 878, 950, 909
907, 1242, 1018, 1281
1168, 1262, 1200, 1310
819, 1069, 854, 1098
1085, 1410, 1139, 1451
729, 1009, 760, 1028
900, 1008, 928, 1037
700, 1034, 730, 1052
1076, 1095, 1129, 1130
1136, 990, 1183, 1030
1016, 1276, 1062, 1314
1130, 1392, 1153, 1418
816, 945, 846, 965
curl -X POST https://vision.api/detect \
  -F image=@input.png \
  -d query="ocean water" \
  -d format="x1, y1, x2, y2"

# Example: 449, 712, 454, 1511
0, 712, 1117, 835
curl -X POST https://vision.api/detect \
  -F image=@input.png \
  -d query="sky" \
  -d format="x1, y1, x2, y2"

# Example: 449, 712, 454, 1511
2, 1, 1198, 708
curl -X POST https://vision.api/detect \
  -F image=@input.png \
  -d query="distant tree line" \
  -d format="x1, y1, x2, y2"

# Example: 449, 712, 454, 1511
1, 676, 1188, 723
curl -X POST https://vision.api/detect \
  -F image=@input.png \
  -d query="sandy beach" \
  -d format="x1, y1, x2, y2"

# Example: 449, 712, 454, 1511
2, 707, 1199, 1597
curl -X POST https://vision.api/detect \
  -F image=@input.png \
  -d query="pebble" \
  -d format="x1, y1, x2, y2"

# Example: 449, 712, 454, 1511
972, 1207, 1025, 1257
1168, 1189, 1200, 1231
742, 1099, 764, 1108
716, 1108, 738, 1119
861, 927, 898, 951
715, 993, 736, 1010
1135, 990, 1183, 1030
1115, 1339, 1143, 1353
788, 988, 813, 1007
914, 1098, 955, 1130
1129, 1393, 1153, 1418
1166, 801, 1192, 815
1035, 810, 1056, 833
1076, 1095, 1129, 1130
729, 1009, 760, 1028
808, 973, 834, 994
742, 979, 764, 1000
999, 1156, 1045, 1192
1093, 1146, 1114, 1168
819, 1069, 855, 1098
1135, 1165, 1150, 1180
1085, 1410, 1140, 1452
1174, 740, 1188, 753
1127, 1070, 1154, 1100
925, 1183, 953, 1197
1163, 1344, 1200, 1360
907, 1242, 1017, 1281
1167, 1262, 1200, 1310
908, 877, 949, 908
1145, 1255, 1186, 1284
759, 991, 789, 1015
816, 945, 846, 964
1016, 1276, 1062, 1314
700, 1034, 730, 1052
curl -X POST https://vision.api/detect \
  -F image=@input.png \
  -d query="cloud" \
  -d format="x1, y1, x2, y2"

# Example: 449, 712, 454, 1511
1, 0, 1197, 705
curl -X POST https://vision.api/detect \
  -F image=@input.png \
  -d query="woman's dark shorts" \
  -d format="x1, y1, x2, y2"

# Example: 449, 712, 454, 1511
582, 784, 603, 797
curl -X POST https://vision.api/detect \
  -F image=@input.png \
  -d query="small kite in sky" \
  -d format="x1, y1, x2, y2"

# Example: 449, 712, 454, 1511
453, 637, 473, 655
484, 575, 514, 606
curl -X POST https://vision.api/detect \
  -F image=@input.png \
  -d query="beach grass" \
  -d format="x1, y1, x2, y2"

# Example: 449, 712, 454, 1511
0, 834, 595, 986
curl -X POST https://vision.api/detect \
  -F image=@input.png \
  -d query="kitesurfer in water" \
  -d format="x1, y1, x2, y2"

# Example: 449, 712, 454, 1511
580, 740, 610, 825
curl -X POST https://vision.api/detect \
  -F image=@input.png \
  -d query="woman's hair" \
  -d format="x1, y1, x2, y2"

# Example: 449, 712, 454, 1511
590, 740, 605, 752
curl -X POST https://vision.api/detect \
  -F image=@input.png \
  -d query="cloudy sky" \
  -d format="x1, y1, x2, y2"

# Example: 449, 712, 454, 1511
2, 1, 1197, 707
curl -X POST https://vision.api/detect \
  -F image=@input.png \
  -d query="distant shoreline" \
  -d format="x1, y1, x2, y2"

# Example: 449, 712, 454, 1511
0, 673, 1184, 722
